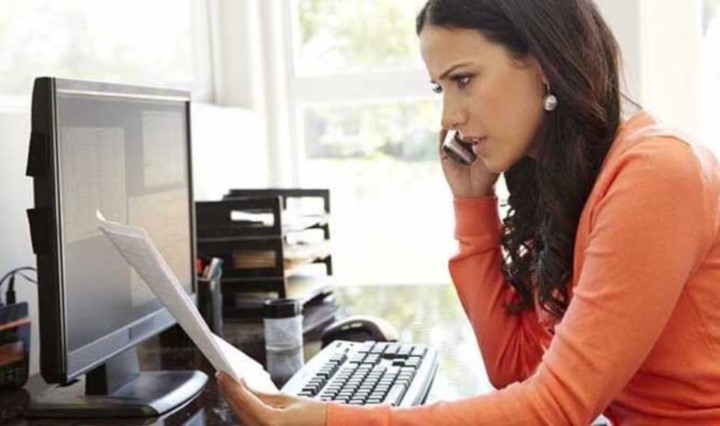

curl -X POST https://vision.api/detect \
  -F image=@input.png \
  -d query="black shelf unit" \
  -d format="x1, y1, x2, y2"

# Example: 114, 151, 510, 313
196, 189, 336, 324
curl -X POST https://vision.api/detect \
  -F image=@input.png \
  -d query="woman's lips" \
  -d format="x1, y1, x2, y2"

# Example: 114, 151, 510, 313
458, 134, 486, 144
470, 137, 488, 156
457, 133, 488, 157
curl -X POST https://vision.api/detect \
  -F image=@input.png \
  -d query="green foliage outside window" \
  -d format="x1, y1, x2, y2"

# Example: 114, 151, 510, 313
0, 0, 192, 95
296, 0, 427, 71
296, 0, 438, 162
303, 101, 440, 162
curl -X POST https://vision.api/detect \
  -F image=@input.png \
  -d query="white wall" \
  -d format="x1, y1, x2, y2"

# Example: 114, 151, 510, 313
599, 0, 702, 135
639, 0, 702, 135
190, 0, 271, 199
191, 103, 269, 200
597, 0, 643, 99
0, 106, 40, 373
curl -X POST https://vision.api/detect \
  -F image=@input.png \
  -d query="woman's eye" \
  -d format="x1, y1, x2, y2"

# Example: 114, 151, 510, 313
454, 75, 471, 89
430, 82, 442, 94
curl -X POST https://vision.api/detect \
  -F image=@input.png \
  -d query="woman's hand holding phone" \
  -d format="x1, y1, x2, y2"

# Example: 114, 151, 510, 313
439, 129, 499, 198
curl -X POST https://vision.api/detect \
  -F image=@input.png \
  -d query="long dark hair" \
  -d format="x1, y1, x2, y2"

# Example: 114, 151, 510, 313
417, 0, 623, 319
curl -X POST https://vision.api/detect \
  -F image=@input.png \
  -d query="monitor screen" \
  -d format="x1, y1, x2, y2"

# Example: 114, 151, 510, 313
27, 78, 206, 417
55, 84, 192, 356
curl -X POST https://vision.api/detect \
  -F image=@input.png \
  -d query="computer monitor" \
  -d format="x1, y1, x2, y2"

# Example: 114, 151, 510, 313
25, 77, 207, 417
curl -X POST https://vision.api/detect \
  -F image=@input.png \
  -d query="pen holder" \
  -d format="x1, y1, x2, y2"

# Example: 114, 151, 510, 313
198, 278, 223, 337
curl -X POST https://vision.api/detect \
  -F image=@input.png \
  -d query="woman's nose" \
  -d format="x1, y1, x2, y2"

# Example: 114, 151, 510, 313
440, 96, 467, 130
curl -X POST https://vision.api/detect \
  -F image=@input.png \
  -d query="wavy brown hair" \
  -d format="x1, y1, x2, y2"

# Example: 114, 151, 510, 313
417, 0, 623, 319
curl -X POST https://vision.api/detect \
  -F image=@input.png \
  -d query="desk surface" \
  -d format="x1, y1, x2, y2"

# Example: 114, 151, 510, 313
4, 284, 493, 425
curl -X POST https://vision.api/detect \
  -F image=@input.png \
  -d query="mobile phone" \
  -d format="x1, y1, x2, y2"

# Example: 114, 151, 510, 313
442, 130, 477, 165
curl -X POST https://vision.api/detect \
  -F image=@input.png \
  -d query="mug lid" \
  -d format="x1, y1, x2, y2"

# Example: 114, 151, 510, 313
264, 298, 301, 318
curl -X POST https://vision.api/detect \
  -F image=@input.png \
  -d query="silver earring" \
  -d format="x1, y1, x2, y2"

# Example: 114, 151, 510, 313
543, 83, 557, 112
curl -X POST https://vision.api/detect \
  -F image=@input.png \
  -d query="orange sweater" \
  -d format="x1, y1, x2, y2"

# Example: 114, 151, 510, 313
327, 112, 720, 425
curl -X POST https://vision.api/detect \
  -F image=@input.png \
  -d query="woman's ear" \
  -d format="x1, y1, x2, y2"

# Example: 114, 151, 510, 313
534, 59, 549, 86
522, 54, 548, 86
540, 72, 549, 86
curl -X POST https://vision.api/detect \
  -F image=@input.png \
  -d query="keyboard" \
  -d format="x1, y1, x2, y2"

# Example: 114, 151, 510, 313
282, 340, 438, 407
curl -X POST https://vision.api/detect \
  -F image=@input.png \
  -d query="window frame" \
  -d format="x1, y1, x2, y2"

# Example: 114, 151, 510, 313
263, 0, 437, 186
251, 1, 455, 286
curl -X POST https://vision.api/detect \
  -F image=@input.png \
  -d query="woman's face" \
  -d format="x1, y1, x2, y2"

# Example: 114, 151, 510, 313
420, 25, 547, 173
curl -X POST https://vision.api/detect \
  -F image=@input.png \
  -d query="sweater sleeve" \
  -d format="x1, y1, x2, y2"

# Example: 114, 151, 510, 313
327, 138, 714, 425
449, 197, 548, 388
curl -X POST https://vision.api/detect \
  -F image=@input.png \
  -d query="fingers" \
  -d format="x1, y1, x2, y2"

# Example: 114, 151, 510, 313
225, 396, 258, 426
218, 373, 261, 406
217, 373, 273, 424
249, 387, 284, 400
438, 128, 449, 147
252, 390, 293, 408
438, 128, 449, 158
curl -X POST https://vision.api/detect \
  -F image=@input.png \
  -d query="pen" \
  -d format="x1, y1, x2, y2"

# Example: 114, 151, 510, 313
204, 257, 223, 281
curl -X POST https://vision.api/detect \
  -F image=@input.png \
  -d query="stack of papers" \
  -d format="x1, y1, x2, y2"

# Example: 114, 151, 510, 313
96, 211, 278, 394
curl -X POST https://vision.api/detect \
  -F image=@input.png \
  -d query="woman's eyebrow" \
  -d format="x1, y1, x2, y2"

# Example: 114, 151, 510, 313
432, 62, 474, 84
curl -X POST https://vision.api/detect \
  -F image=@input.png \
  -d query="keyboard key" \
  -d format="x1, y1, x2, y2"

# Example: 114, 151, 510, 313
384, 344, 400, 355
383, 384, 407, 406
405, 357, 422, 368
370, 343, 388, 354
348, 355, 366, 363
397, 346, 413, 357
357, 342, 374, 353
411, 346, 426, 357
330, 353, 348, 362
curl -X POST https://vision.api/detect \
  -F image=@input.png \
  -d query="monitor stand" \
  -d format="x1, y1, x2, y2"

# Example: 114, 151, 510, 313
25, 347, 208, 418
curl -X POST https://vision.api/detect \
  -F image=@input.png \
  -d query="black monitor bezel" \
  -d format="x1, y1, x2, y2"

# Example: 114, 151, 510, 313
29, 77, 198, 385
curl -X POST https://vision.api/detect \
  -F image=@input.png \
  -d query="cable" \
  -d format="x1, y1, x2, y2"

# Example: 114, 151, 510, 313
6, 275, 15, 305
0, 266, 37, 306
15, 272, 37, 284
0, 267, 36, 288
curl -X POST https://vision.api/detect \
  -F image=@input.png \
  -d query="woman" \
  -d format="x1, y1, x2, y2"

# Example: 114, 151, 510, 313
218, 0, 720, 424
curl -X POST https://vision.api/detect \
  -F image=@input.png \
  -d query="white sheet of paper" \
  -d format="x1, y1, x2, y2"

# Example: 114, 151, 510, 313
96, 211, 278, 393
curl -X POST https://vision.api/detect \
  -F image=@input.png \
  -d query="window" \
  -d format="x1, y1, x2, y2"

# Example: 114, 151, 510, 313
293, 0, 426, 75
0, 0, 196, 97
702, 0, 720, 149
284, 1, 455, 286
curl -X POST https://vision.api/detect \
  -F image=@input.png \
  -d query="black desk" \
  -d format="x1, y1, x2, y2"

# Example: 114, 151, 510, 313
3, 284, 491, 425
